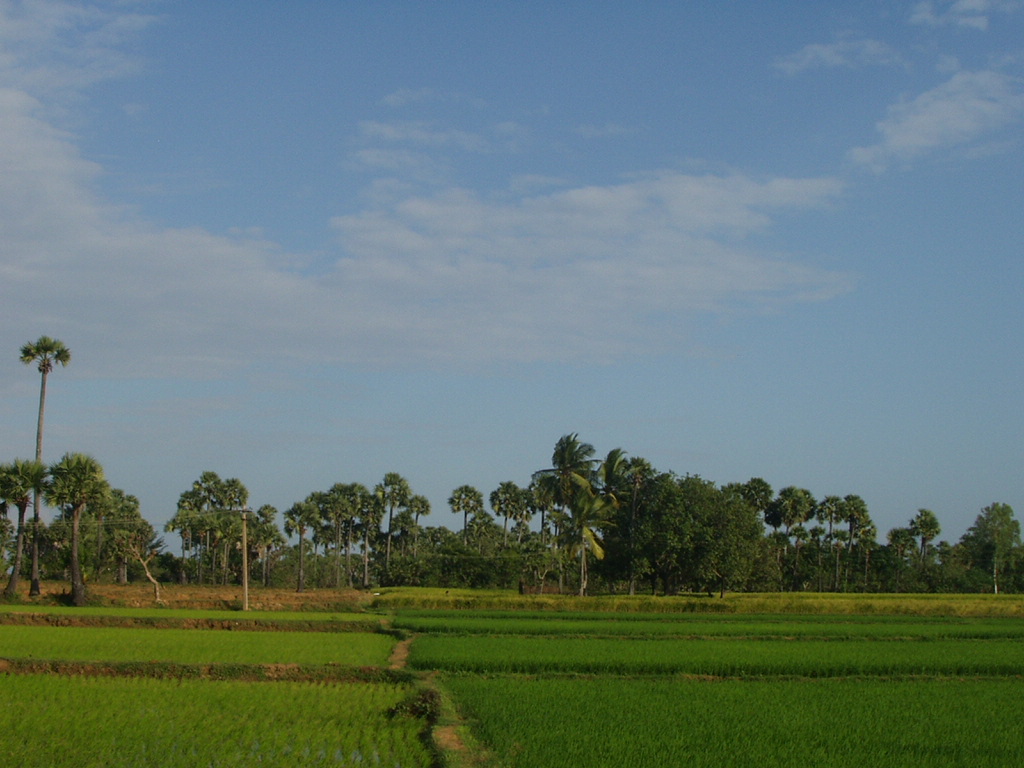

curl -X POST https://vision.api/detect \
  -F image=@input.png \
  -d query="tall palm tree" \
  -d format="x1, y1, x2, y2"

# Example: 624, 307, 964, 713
449, 485, 484, 543
561, 488, 614, 596
20, 336, 70, 596
909, 508, 941, 564
407, 494, 431, 558
376, 472, 411, 574
0, 459, 48, 598
490, 481, 528, 545
46, 453, 108, 607
284, 500, 319, 593
532, 433, 598, 514
814, 495, 843, 591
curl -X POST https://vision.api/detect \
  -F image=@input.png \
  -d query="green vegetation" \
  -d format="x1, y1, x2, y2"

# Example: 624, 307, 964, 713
444, 677, 1024, 768
0, 603, 377, 626
0, 676, 433, 768
412, 634, 1024, 676
0, 625, 393, 666
394, 609, 1024, 639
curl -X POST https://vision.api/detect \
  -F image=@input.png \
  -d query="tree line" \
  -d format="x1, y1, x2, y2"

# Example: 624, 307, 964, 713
5, 337, 1023, 602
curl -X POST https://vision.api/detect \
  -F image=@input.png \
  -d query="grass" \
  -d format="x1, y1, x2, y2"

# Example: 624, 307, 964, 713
0, 604, 375, 623
411, 634, 1024, 677
0, 675, 434, 768
0, 625, 394, 666
371, 587, 1024, 617
443, 676, 1024, 767
392, 609, 1024, 639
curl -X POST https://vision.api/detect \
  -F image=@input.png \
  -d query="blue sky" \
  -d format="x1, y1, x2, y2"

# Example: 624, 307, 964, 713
1, 0, 1022, 546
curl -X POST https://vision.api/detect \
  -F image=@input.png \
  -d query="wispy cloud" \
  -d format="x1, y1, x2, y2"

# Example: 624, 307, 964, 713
0, 1, 158, 98
910, 0, 1021, 30
849, 70, 1024, 170
0, 1, 853, 382
359, 120, 491, 152
327, 173, 851, 364
775, 38, 903, 75
575, 122, 633, 138
0, 80, 851, 375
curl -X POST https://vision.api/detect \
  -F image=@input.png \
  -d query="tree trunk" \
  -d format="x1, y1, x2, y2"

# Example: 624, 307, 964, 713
4, 505, 28, 598
70, 505, 87, 607
345, 528, 353, 588
29, 510, 42, 596
362, 532, 371, 588
297, 531, 306, 593
94, 514, 104, 579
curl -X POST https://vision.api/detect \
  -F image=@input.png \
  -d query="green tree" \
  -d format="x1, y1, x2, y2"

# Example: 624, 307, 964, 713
887, 526, 916, 592
532, 434, 598, 516
490, 481, 529, 545
20, 336, 71, 596
1, 459, 48, 598
46, 453, 108, 606
814, 495, 843, 591
351, 484, 380, 588
249, 504, 284, 587
449, 485, 484, 543
376, 472, 411, 574
408, 494, 431, 557
909, 508, 941, 564
841, 494, 870, 591
562, 488, 614, 596
700, 483, 764, 596
284, 499, 320, 593
960, 503, 1020, 594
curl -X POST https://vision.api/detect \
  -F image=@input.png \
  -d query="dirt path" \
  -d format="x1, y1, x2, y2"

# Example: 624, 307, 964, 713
388, 636, 414, 670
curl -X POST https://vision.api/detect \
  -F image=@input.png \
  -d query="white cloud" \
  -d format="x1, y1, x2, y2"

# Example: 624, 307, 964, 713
0, 1, 157, 98
850, 70, 1024, 170
775, 38, 903, 75
910, 0, 1021, 30
359, 120, 490, 152
575, 122, 633, 138
0, 77, 851, 376
0, 1, 853, 382
327, 173, 851, 364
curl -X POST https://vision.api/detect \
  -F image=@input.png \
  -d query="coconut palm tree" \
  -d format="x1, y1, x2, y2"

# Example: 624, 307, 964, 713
0, 459, 48, 598
20, 336, 70, 596
46, 453, 108, 607
561, 487, 614, 596
532, 434, 598, 515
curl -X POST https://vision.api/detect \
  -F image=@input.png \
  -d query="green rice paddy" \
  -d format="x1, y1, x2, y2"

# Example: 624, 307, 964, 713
0, 624, 393, 666
1, 593, 1022, 766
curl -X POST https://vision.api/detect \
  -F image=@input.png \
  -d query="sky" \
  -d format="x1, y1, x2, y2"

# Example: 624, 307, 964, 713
1, 0, 1022, 548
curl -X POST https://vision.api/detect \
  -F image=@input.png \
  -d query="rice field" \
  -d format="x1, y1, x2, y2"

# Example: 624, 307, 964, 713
393, 597, 1024, 766
393, 609, 1024, 639
0, 675, 433, 768
0, 624, 393, 666
443, 676, 1024, 768
411, 634, 1024, 676
0, 604, 374, 624
3, 591, 1023, 767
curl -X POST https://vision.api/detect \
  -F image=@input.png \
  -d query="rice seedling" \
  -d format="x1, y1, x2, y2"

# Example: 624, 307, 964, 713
443, 676, 1024, 767
0, 676, 434, 768
0, 625, 393, 666
411, 634, 1024, 677
392, 609, 1024, 639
